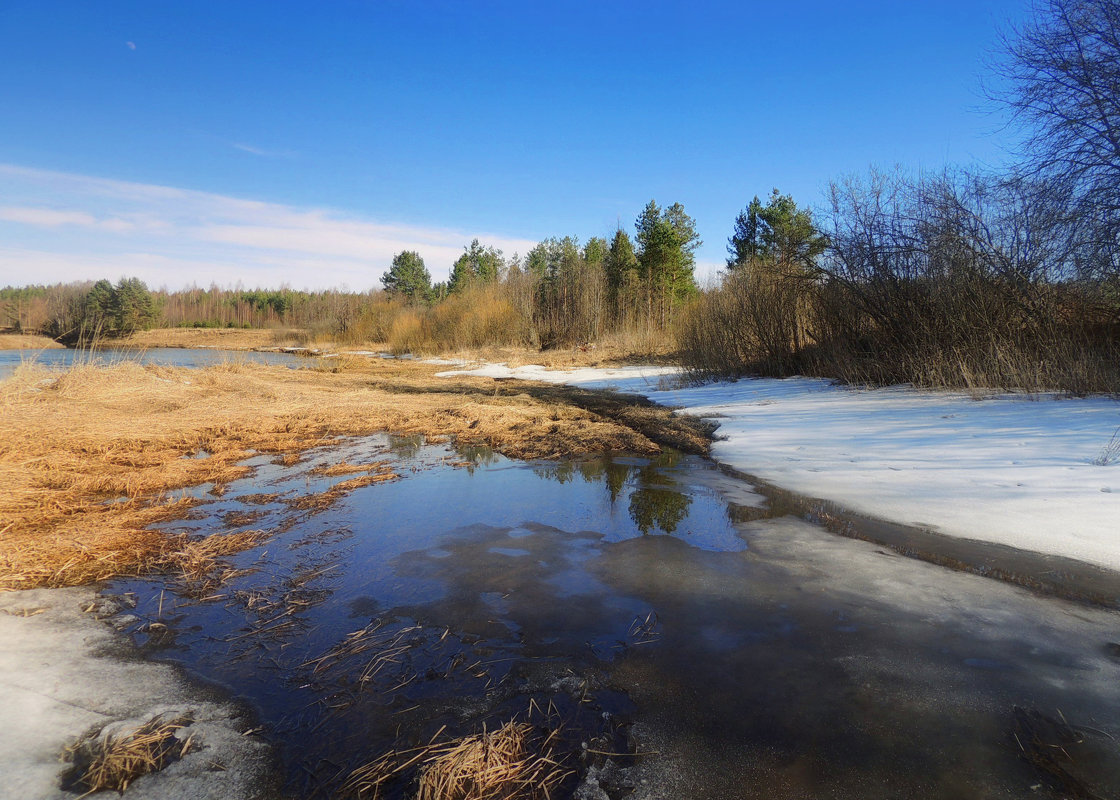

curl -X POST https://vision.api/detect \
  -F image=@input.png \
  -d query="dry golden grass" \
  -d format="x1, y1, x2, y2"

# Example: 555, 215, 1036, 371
64, 715, 192, 797
0, 332, 65, 350
341, 720, 569, 800
286, 472, 401, 512
0, 358, 709, 590
416, 722, 567, 800
309, 459, 394, 477
118, 326, 304, 350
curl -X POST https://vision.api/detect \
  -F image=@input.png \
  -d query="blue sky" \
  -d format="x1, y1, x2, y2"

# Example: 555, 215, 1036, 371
0, 0, 1032, 289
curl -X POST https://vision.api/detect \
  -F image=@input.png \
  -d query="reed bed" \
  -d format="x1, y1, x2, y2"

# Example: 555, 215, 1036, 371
64, 715, 192, 796
1, 357, 700, 590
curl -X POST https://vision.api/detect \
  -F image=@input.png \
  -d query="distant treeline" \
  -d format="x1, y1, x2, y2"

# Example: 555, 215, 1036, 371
0, 278, 161, 343
0, 198, 703, 352
5, 3, 1119, 393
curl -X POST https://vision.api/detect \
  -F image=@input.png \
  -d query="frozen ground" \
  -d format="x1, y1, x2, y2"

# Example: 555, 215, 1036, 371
438, 364, 1120, 572
0, 587, 276, 800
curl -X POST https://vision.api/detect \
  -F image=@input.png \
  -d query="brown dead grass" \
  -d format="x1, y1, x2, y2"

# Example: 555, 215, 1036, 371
309, 460, 394, 477
0, 358, 710, 590
340, 720, 569, 800
64, 715, 192, 797
286, 472, 401, 512
118, 326, 304, 350
0, 332, 65, 350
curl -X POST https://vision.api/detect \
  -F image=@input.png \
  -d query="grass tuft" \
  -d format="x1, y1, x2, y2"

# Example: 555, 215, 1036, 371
63, 715, 193, 797
340, 719, 570, 800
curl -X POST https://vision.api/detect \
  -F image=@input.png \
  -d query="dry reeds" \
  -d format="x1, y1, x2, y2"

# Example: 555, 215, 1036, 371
416, 722, 567, 800
340, 720, 570, 800
64, 715, 193, 797
627, 610, 661, 646
156, 529, 270, 595
302, 619, 421, 681
1092, 425, 1120, 466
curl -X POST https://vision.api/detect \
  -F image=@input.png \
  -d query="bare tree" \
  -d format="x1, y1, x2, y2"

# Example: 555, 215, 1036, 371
993, 0, 1120, 257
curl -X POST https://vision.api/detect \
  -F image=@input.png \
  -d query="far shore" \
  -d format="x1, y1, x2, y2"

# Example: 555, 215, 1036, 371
0, 333, 65, 350
0, 327, 301, 352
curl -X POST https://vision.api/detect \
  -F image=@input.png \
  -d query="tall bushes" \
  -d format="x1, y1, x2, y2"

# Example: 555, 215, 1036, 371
678, 170, 1120, 393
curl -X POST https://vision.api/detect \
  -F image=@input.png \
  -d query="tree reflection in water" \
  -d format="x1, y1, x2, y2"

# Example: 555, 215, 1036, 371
534, 452, 692, 534
628, 486, 691, 533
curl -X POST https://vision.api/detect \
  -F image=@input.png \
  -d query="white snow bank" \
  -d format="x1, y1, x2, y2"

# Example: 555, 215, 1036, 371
436, 363, 681, 392
441, 365, 1120, 572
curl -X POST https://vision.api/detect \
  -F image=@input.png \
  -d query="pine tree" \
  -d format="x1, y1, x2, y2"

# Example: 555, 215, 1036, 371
448, 239, 504, 293
728, 190, 827, 273
634, 200, 701, 325
381, 251, 432, 301
727, 196, 764, 268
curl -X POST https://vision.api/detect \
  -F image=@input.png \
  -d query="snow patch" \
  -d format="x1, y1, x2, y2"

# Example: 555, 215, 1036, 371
443, 366, 1120, 572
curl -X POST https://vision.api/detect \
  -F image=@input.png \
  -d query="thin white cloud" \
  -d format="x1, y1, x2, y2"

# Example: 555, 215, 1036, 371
126, 41, 136, 50
0, 206, 97, 227
0, 164, 539, 290
0, 205, 138, 232
230, 142, 297, 159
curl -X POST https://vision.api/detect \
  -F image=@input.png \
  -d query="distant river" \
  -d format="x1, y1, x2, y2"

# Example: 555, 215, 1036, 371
0, 347, 312, 380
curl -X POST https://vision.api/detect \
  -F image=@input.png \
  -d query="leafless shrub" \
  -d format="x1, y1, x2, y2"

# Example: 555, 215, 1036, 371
680, 167, 1120, 394
1093, 424, 1120, 466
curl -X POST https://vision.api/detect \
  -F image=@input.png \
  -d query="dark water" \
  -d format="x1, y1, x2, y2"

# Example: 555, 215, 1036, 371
106, 436, 1120, 799
0, 347, 309, 378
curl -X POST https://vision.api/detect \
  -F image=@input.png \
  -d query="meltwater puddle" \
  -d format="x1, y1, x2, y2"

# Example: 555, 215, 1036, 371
102, 435, 1120, 799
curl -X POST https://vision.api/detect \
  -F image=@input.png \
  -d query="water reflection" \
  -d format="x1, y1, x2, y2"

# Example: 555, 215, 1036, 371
452, 443, 501, 472
386, 433, 424, 458
100, 434, 1120, 799
533, 452, 694, 535
628, 487, 691, 534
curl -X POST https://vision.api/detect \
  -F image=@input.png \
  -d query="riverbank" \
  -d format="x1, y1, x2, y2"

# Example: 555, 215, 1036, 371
439, 364, 1120, 574
0, 332, 65, 349
0, 358, 709, 590
4, 357, 1120, 798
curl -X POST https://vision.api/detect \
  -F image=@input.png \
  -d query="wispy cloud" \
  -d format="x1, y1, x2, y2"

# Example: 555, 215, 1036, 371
230, 142, 297, 159
0, 206, 97, 227
0, 164, 539, 290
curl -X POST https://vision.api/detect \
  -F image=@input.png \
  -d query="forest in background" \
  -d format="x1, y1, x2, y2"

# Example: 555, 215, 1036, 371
3, 1, 1119, 394
0, 198, 701, 354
